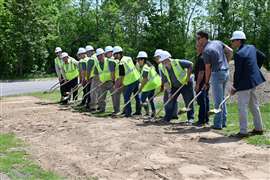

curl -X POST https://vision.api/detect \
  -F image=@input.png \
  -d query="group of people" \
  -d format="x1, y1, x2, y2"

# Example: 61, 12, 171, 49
54, 30, 266, 138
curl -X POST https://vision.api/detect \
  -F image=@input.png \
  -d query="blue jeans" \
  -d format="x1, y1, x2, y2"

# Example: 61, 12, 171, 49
123, 80, 141, 116
164, 81, 195, 121
141, 90, 155, 113
197, 90, 209, 124
211, 70, 229, 128
163, 90, 178, 117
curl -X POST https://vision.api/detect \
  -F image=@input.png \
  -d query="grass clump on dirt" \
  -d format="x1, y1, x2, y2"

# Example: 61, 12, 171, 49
30, 90, 270, 146
0, 133, 62, 180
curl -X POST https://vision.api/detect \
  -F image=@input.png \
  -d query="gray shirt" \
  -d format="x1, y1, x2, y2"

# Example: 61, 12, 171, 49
202, 40, 229, 72
161, 59, 193, 88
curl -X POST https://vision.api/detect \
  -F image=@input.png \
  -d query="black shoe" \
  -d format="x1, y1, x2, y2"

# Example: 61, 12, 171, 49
172, 116, 178, 120
211, 125, 222, 130
132, 112, 142, 116
230, 132, 249, 138
250, 129, 264, 135
89, 108, 97, 112
158, 119, 171, 124
193, 121, 204, 127
151, 112, 156, 118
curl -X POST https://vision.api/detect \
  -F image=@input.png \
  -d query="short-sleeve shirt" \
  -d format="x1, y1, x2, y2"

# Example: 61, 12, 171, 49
108, 60, 115, 72
87, 59, 95, 76
194, 54, 206, 89
202, 40, 228, 72
160, 59, 192, 88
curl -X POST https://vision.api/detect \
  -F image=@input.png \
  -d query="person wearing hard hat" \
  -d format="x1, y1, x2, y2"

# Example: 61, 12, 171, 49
159, 51, 194, 123
230, 31, 265, 138
136, 51, 161, 117
113, 46, 141, 117
94, 48, 119, 113
196, 30, 233, 130
85, 45, 96, 59
61, 52, 79, 104
154, 49, 178, 119
77, 47, 90, 107
54, 47, 66, 101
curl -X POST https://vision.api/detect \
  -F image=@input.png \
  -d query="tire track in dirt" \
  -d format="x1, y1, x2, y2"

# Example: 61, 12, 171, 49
1, 96, 270, 180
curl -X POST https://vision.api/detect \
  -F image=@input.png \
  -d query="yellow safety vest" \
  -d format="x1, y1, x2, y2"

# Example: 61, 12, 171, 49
121, 56, 140, 86
161, 59, 188, 87
140, 64, 161, 92
96, 58, 112, 83
54, 57, 63, 68
63, 58, 79, 80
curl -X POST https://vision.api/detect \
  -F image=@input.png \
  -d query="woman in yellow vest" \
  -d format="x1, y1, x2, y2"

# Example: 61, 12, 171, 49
136, 51, 161, 117
113, 46, 141, 117
159, 50, 194, 123
61, 52, 79, 104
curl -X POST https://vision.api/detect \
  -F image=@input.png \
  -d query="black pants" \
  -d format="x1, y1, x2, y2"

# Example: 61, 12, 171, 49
59, 77, 65, 97
82, 81, 91, 105
196, 89, 209, 124
63, 77, 78, 102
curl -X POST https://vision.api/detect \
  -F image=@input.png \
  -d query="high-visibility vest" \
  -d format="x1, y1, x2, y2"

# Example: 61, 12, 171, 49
160, 59, 188, 87
121, 56, 140, 86
54, 57, 63, 68
140, 64, 161, 92
96, 58, 112, 83
79, 57, 90, 80
108, 58, 119, 80
63, 58, 79, 80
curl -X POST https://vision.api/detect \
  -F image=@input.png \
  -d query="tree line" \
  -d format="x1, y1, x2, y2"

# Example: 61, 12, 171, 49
0, 0, 269, 78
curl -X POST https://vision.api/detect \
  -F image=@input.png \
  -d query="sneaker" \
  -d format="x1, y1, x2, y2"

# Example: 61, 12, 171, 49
230, 132, 249, 138
250, 129, 264, 135
132, 112, 142, 116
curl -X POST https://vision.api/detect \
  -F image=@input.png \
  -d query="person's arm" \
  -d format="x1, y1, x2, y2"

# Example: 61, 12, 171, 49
195, 71, 204, 93
108, 61, 116, 83
223, 43, 233, 62
118, 63, 125, 87
231, 53, 242, 94
179, 60, 193, 82
202, 51, 212, 90
139, 71, 148, 92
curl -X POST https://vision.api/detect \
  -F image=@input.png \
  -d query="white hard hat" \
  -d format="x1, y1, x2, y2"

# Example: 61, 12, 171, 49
137, 51, 148, 59
55, 47, 62, 53
105, 46, 113, 53
230, 31, 246, 40
61, 52, 69, 59
154, 49, 163, 57
113, 46, 123, 54
96, 48, 105, 56
77, 47, 86, 55
85, 45, 94, 51
159, 51, 171, 62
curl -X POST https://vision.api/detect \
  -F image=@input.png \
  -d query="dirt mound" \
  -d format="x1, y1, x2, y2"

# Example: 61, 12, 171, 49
1, 96, 269, 180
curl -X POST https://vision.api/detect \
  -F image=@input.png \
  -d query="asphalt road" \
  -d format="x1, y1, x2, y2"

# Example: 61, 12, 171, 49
0, 79, 58, 97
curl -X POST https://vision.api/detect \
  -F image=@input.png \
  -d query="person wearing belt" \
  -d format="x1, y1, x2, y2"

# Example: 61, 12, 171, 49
159, 51, 194, 123
136, 51, 161, 117
95, 48, 118, 113
54, 47, 65, 102
61, 52, 79, 104
196, 30, 233, 130
113, 46, 141, 117
77, 47, 90, 107
154, 49, 179, 119
230, 31, 265, 138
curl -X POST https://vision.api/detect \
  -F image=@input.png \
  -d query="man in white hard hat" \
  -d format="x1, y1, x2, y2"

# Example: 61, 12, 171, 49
154, 49, 178, 119
77, 47, 90, 107
159, 51, 194, 123
61, 52, 79, 104
93, 48, 118, 113
113, 46, 141, 117
54, 47, 65, 101
196, 30, 233, 130
85, 45, 95, 59
136, 51, 161, 117
230, 31, 266, 138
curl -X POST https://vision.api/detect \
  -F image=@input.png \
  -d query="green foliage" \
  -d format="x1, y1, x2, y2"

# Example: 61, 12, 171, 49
0, 0, 269, 78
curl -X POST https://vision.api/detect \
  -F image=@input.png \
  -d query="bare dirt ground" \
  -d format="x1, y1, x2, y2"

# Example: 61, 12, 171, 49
1, 96, 270, 180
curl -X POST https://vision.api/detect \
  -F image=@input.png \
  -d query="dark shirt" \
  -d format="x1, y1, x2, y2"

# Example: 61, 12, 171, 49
194, 54, 205, 89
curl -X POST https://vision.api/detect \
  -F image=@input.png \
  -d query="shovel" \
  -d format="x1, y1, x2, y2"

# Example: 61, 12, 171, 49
152, 84, 185, 120
63, 83, 82, 101
208, 95, 231, 116
43, 79, 66, 94
178, 90, 203, 114
70, 81, 90, 102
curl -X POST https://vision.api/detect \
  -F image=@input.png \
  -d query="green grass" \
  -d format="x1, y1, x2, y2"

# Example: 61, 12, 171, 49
29, 90, 270, 146
0, 134, 62, 180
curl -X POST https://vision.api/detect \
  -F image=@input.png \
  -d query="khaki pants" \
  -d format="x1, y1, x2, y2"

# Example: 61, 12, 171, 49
89, 76, 101, 109
98, 81, 115, 112
237, 88, 263, 134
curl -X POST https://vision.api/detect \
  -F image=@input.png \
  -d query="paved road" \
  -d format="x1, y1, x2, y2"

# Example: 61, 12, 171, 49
0, 79, 58, 97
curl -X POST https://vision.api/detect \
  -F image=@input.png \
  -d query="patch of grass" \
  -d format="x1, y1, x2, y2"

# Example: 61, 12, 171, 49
30, 90, 61, 102
0, 133, 62, 180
